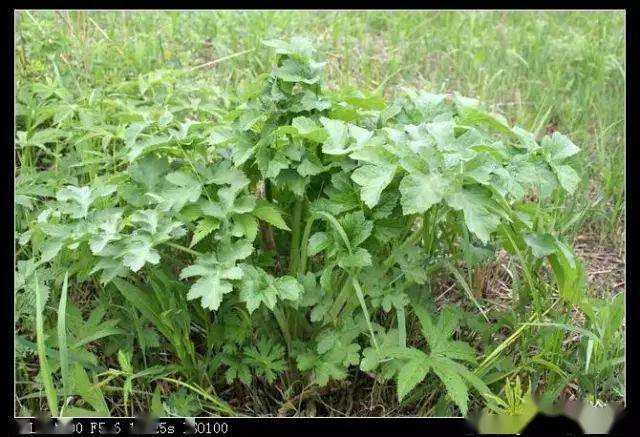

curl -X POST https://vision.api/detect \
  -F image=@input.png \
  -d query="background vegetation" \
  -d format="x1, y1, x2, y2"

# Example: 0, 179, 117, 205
15, 11, 625, 417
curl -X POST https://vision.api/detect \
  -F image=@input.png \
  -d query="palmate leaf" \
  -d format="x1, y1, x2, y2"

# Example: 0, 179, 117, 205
223, 356, 252, 386
88, 209, 123, 254
86, 209, 185, 275
399, 171, 449, 215
272, 169, 308, 196
425, 120, 456, 150
349, 124, 374, 149
243, 337, 286, 383
296, 348, 347, 387
292, 116, 327, 144
297, 155, 326, 177
430, 357, 469, 415
444, 341, 478, 364
232, 214, 258, 241
309, 173, 362, 216
272, 58, 323, 85
512, 155, 560, 200
523, 232, 557, 258
445, 186, 503, 244
413, 304, 465, 356
338, 210, 373, 248
351, 164, 396, 208
320, 117, 373, 155
337, 247, 372, 269
552, 163, 581, 194
412, 304, 438, 348
392, 244, 429, 285
179, 239, 254, 311
154, 170, 203, 212
90, 256, 128, 285
56, 186, 92, 218
128, 154, 170, 190
39, 238, 65, 263
396, 354, 431, 401
320, 117, 349, 155
541, 131, 580, 162
359, 327, 404, 373
56, 185, 116, 219
129, 209, 160, 234
295, 327, 362, 386
180, 256, 242, 311
390, 304, 487, 411
263, 36, 315, 59
290, 89, 332, 113
121, 233, 161, 272
203, 160, 250, 192
238, 265, 302, 313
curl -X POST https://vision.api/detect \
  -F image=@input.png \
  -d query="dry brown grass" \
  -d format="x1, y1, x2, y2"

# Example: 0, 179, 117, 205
574, 232, 625, 298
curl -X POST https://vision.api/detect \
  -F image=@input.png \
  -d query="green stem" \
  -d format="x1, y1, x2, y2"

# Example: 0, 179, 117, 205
443, 260, 489, 323
422, 206, 439, 256
352, 277, 380, 351
297, 215, 316, 277
396, 306, 407, 348
165, 241, 202, 257
288, 198, 304, 276
475, 299, 559, 376
327, 273, 352, 324
273, 306, 292, 354
159, 377, 237, 416
57, 272, 70, 401
503, 225, 541, 314
461, 224, 474, 289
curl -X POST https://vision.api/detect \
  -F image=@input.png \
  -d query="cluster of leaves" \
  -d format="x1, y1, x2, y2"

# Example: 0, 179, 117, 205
16, 37, 604, 416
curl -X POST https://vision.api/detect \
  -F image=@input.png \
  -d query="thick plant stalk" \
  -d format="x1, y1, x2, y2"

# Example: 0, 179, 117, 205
297, 215, 316, 277
273, 306, 292, 354
288, 198, 304, 275
396, 306, 407, 348
256, 180, 292, 349
256, 180, 282, 274
327, 273, 352, 324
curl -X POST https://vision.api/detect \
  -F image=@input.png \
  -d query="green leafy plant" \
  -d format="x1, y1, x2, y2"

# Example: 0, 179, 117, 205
15, 27, 611, 418
385, 304, 491, 415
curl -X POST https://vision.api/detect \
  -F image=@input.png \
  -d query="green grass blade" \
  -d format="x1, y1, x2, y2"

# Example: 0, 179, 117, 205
444, 260, 489, 322
396, 306, 407, 348
315, 211, 352, 253
351, 277, 380, 351
69, 363, 110, 416
475, 300, 559, 375
57, 272, 70, 402
34, 272, 59, 416
159, 377, 237, 417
